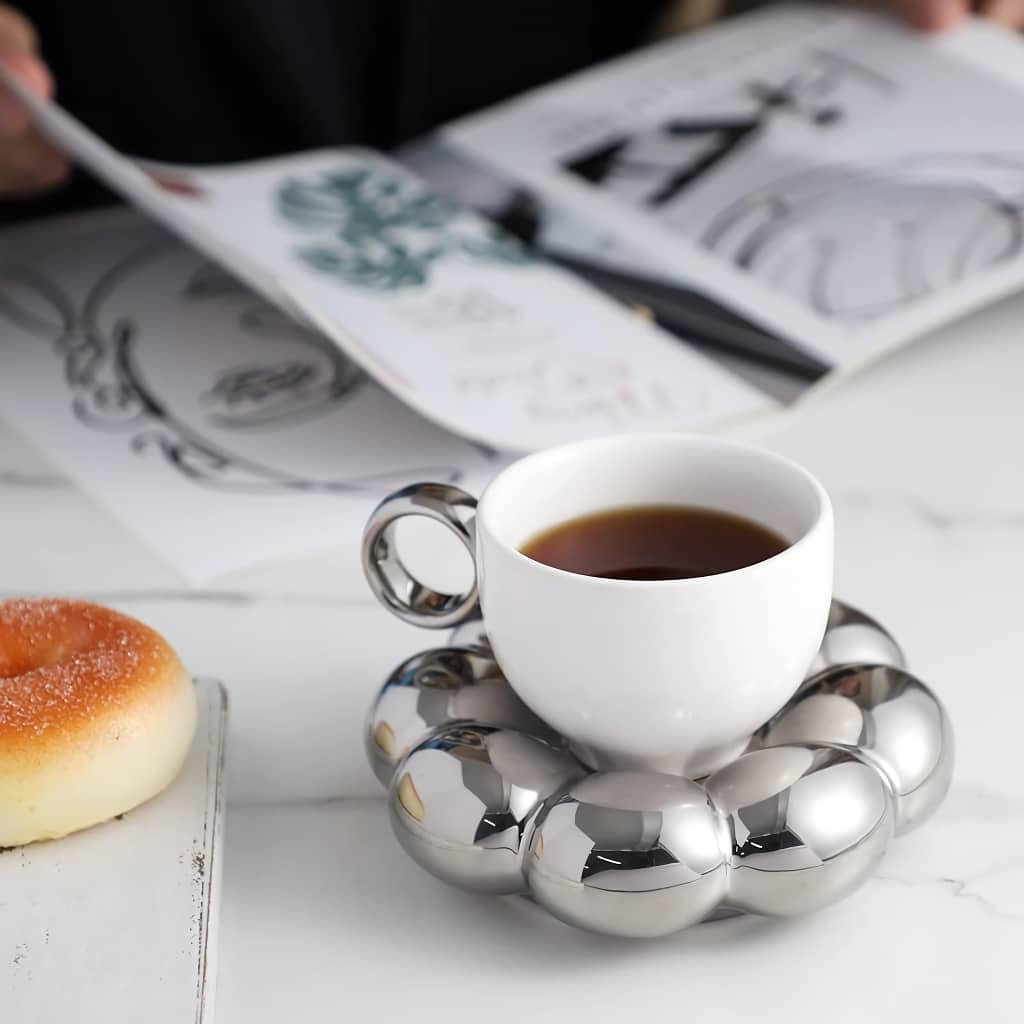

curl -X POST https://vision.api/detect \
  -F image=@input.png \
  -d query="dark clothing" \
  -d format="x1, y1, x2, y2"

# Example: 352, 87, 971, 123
6, 0, 668, 220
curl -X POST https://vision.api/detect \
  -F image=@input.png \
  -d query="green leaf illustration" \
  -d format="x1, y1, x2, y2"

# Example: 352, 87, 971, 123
276, 165, 535, 291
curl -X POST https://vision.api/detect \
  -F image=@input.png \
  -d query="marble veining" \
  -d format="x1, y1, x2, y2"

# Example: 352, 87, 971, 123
873, 786, 1024, 923
833, 487, 1024, 530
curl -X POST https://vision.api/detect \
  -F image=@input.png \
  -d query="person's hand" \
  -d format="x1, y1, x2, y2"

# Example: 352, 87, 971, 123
0, 4, 67, 196
891, 0, 1024, 31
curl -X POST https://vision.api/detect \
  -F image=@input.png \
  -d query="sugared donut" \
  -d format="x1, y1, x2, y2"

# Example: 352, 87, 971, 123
0, 599, 196, 847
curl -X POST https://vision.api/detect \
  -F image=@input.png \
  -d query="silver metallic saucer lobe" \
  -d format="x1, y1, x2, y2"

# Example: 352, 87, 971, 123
390, 724, 586, 894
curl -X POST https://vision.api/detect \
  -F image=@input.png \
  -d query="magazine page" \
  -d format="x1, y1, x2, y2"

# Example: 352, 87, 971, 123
0, 68, 770, 452
400, 135, 827, 398
0, 209, 504, 580
443, 6, 1024, 370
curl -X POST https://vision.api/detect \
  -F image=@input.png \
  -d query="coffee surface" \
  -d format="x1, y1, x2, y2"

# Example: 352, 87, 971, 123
520, 505, 788, 581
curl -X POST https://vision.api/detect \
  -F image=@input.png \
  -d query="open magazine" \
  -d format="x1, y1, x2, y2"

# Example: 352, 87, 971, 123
440, 5, 1024, 372
4, 5, 1024, 450
0, 72, 768, 453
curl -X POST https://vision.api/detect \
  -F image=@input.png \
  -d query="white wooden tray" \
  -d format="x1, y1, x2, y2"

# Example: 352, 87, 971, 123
1, 678, 227, 1021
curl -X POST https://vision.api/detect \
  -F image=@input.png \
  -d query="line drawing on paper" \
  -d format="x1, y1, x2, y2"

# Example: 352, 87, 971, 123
700, 154, 1024, 321
0, 240, 485, 493
181, 262, 366, 430
562, 49, 896, 208
556, 39, 1024, 323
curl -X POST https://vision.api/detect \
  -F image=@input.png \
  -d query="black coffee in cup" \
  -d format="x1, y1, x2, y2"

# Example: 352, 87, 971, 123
520, 505, 787, 581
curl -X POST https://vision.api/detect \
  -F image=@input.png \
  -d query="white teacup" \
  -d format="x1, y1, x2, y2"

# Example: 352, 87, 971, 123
363, 433, 833, 778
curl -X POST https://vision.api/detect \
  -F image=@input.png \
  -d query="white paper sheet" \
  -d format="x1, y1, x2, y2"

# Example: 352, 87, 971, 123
0, 209, 503, 581
0, 67, 769, 452
444, 6, 1024, 370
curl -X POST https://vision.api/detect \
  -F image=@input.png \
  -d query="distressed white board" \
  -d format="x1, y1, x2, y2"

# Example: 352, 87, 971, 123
1, 679, 227, 1022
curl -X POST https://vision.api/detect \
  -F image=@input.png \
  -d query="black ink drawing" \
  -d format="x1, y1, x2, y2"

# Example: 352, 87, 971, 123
554, 43, 1024, 323
562, 50, 895, 207
700, 154, 1024, 321
183, 262, 364, 430
0, 239, 486, 492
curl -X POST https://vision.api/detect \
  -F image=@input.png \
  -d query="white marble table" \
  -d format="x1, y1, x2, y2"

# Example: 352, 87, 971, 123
2, 291, 1023, 1022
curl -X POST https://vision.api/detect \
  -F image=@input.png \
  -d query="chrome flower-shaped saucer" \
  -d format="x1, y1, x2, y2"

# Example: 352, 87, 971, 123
366, 600, 952, 938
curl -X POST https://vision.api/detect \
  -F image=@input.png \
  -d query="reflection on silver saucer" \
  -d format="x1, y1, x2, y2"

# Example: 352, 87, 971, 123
526, 772, 729, 938
805, 599, 906, 679
448, 616, 491, 653
705, 745, 894, 916
390, 725, 586, 894
365, 646, 551, 786
761, 664, 953, 834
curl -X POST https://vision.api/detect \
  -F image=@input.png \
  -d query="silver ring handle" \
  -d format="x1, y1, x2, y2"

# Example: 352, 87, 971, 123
362, 483, 479, 629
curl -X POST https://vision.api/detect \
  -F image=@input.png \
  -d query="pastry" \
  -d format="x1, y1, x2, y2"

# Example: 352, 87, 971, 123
0, 599, 196, 847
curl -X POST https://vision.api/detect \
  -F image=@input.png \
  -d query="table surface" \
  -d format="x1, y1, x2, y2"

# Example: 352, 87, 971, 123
2, 290, 1023, 1022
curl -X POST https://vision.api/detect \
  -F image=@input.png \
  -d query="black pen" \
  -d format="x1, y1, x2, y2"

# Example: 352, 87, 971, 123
549, 252, 829, 384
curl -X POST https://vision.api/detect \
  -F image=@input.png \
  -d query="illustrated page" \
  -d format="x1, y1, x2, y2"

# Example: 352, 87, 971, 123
0, 68, 769, 451
445, 7, 1024, 367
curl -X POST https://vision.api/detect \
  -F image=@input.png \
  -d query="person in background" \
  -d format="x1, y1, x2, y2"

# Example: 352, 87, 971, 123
0, 0, 1021, 217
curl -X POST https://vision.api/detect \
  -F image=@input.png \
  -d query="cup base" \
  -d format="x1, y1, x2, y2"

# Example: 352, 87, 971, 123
568, 735, 752, 780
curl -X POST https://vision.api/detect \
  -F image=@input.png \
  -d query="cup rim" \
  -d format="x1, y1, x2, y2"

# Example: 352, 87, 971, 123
477, 432, 832, 589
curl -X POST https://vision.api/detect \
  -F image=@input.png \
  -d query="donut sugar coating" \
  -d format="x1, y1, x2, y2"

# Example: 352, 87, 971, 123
0, 599, 196, 847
